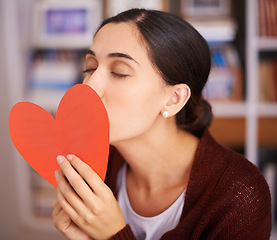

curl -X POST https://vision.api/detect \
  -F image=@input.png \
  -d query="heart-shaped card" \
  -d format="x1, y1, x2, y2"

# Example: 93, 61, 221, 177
9, 84, 109, 187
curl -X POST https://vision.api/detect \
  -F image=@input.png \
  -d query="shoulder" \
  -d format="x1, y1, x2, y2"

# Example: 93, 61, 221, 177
208, 149, 271, 238
203, 130, 270, 203
192, 128, 269, 190
187, 129, 272, 238
197, 129, 271, 210
211, 144, 271, 216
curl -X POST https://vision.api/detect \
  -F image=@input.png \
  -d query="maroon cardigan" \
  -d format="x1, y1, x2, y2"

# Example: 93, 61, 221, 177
105, 129, 271, 239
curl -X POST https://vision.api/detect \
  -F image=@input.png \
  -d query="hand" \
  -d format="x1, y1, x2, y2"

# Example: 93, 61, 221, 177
52, 199, 92, 240
54, 154, 126, 240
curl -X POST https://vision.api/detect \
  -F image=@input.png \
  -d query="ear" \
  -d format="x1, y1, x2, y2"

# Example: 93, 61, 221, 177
162, 84, 191, 117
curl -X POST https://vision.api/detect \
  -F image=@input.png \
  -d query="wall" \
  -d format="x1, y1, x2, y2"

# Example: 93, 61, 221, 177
0, 0, 20, 238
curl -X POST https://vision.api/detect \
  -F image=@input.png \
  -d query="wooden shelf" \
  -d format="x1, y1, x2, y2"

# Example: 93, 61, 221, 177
188, 18, 236, 42
258, 103, 277, 117
211, 102, 247, 117
258, 38, 277, 51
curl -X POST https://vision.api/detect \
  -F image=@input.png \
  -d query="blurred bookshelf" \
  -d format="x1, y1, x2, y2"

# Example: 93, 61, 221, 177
247, 0, 277, 237
257, 0, 277, 39
182, 1, 277, 237
259, 52, 277, 103
179, 0, 247, 154
7, 0, 277, 237
26, 49, 85, 110
16, 0, 103, 229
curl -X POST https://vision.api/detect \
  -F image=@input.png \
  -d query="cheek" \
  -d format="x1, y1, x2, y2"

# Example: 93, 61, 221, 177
107, 86, 164, 142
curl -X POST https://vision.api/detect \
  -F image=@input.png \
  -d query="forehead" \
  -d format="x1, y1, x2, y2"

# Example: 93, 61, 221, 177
91, 22, 148, 60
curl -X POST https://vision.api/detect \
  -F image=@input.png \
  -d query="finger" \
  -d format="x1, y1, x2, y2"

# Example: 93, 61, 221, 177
66, 154, 106, 196
53, 211, 91, 240
56, 209, 70, 225
52, 199, 59, 210
56, 170, 89, 219
57, 186, 80, 221
52, 204, 71, 227
57, 156, 97, 203
52, 199, 62, 217
52, 198, 72, 230
53, 194, 92, 240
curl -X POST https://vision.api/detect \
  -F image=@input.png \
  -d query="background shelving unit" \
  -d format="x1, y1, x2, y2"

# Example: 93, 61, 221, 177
25, 0, 103, 231
246, 0, 277, 166
1, 0, 276, 239
1, 0, 103, 238
183, 0, 248, 156
246, 0, 277, 238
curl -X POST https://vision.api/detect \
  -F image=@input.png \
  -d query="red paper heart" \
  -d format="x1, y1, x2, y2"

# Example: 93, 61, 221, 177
9, 84, 109, 187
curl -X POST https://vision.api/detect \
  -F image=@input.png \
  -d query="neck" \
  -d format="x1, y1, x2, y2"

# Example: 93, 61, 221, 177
112, 119, 199, 193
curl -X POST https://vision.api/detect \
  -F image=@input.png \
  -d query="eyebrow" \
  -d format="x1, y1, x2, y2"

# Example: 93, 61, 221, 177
86, 49, 138, 64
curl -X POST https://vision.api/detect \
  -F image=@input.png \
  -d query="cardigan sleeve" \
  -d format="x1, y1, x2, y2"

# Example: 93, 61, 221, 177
109, 225, 136, 240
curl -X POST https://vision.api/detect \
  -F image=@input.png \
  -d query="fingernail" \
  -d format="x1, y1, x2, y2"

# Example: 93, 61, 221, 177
67, 154, 73, 161
55, 170, 60, 178
57, 156, 64, 165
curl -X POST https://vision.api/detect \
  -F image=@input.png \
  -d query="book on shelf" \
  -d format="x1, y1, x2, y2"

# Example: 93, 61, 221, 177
27, 50, 83, 92
259, 58, 277, 102
180, 0, 231, 19
26, 49, 85, 109
28, 50, 82, 91
203, 44, 243, 102
258, 0, 277, 37
185, 18, 237, 42
180, 0, 236, 42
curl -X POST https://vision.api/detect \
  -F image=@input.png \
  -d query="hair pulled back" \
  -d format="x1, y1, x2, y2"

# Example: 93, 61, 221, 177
96, 9, 212, 137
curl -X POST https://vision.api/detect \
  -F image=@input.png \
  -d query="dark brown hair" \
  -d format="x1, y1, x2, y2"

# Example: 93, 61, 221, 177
96, 9, 212, 137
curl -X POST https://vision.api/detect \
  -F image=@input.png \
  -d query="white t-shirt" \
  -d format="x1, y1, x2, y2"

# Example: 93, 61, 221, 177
117, 164, 186, 240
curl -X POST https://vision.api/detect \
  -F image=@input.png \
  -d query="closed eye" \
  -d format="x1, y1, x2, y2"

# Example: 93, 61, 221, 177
83, 68, 96, 74
83, 69, 129, 79
111, 72, 129, 78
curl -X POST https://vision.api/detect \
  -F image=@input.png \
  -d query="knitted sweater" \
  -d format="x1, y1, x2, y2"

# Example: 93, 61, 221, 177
105, 129, 272, 239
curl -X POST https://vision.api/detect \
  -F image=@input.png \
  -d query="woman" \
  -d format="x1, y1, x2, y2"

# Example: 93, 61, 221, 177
52, 9, 271, 240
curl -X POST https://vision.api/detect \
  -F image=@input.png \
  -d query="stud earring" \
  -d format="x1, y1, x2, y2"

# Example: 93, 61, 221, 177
162, 111, 169, 118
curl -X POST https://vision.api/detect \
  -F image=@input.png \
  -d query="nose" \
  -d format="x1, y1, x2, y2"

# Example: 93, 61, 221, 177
84, 70, 104, 98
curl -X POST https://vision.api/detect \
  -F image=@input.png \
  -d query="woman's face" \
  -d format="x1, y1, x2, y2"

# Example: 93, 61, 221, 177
83, 22, 171, 145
